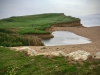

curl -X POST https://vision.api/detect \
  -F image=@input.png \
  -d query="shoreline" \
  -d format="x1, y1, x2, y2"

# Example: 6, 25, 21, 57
10, 26, 100, 56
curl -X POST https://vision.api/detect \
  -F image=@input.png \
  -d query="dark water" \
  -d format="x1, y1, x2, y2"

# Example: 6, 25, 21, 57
42, 31, 91, 46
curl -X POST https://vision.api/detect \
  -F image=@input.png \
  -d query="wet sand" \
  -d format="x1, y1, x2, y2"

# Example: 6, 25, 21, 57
29, 26, 100, 56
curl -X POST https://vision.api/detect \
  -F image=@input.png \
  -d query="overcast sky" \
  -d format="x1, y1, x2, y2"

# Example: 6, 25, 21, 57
0, 0, 100, 26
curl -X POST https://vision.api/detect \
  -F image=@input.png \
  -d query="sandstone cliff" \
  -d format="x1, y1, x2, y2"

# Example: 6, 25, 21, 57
46, 20, 83, 31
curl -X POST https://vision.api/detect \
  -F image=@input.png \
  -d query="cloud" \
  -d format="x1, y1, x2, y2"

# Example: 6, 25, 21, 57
0, 0, 100, 19
48, 0, 100, 16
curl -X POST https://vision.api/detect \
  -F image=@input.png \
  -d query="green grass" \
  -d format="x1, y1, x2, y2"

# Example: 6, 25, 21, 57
0, 28, 28, 47
0, 13, 80, 34
0, 13, 79, 46
18, 27, 50, 34
0, 47, 100, 75
0, 28, 44, 47
0, 32, 28, 47
0, 13, 80, 46
0, 13, 99, 75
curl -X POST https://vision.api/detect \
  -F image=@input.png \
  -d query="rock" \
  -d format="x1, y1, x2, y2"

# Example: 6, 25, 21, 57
51, 51, 67, 56
0, 46, 4, 47
10, 47, 37, 56
25, 48, 37, 56
37, 52, 59, 56
37, 51, 67, 57
94, 52, 100, 59
66, 50, 91, 61
37, 52, 50, 56
58, 51, 67, 57
51, 52, 60, 56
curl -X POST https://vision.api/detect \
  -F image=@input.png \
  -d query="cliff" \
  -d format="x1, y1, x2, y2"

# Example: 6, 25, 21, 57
46, 20, 83, 31
52, 21, 83, 27
0, 13, 84, 46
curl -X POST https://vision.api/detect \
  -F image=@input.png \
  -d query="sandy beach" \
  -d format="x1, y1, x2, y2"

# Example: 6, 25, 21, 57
28, 26, 100, 56
11, 26, 100, 56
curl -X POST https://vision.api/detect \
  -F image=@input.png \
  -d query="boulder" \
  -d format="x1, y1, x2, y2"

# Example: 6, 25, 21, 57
37, 52, 60, 56
50, 51, 67, 56
0, 46, 4, 47
58, 51, 67, 57
66, 50, 91, 61
94, 52, 100, 59
24, 48, 37, 56
10, 47, 37, 56
37, 52, 51, 56
51, 52, 60, 56
37, 51, 67, 56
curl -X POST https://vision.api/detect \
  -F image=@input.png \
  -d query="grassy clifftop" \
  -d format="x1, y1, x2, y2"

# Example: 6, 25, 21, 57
0, 13, 81, 47
0, 13, 80, 34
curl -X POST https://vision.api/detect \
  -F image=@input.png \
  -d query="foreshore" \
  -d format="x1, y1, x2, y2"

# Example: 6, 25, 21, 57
10, 26, 100, 56
29, 26, 100, 56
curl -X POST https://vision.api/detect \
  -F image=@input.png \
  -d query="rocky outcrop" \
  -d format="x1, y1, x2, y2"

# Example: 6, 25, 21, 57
11, 47, 96, 61
10, 47, 67, 57
66, 50, 92, 61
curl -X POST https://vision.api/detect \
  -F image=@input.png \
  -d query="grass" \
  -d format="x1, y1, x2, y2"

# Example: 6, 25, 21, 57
0, 13, 100, 75
0, 28, 44, 47
0, 33, 28, 47
0, 13, 80, 47
0, 47, 100, 75
0, 13, 80, 34
18, 27, 50, 35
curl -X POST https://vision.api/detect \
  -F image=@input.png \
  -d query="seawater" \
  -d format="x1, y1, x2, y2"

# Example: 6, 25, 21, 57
42, 31, 91, 46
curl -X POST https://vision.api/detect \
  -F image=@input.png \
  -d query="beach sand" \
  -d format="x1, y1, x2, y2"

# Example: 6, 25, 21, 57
29, 26, 100, 56
11, 26, 100, 56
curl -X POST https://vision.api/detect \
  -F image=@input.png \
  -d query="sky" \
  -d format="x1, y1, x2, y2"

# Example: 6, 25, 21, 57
0, 0, 100, 26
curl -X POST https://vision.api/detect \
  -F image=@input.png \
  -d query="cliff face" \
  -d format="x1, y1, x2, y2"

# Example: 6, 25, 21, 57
25, 19, 83, 46
46, 20, 83, 31
26, 16, 83, 46
52, 20, 83, 27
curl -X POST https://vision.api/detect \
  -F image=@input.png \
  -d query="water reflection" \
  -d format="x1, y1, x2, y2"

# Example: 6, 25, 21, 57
42, 31, 91, 46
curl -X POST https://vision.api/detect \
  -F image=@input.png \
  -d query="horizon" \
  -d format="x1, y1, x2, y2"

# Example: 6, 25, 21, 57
0, 0, 100, 27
